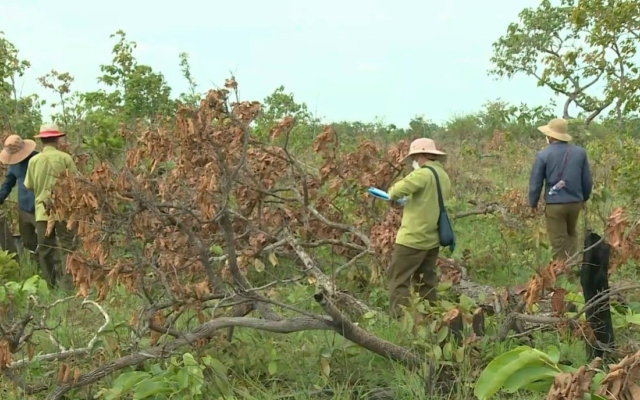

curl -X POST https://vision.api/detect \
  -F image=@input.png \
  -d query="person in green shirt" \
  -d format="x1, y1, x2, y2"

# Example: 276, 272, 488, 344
24, 124, 78, 289
387, 138, 452, 319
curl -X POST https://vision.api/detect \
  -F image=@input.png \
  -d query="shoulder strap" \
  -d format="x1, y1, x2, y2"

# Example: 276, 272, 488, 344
558, 145, 572, 181
424, 166, 445, 211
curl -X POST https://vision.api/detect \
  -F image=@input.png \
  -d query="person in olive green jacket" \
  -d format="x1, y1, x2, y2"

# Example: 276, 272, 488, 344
24, 124, 78, 289
387, 138, 451, 318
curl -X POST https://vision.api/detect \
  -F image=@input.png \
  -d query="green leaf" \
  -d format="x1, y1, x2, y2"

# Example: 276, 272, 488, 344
182, 352, 198, 367
5, 282, 23, 297
0, 286, 6, 302
132, 377, 172, 399
502, 364, 560, 393
362, 311, 375, 319
625, 313, 640, 325
21, 275, 41, 294
37, 278, 49, 295
112, 371, 152, 393
268, 361, 277, 375
89, 338, 106, 356
203, 356, 228, 377
443, 342, 453, 361
440, 300, 457, 311
474, 346, 561, 400
319, 347, 332, 358
436, 326, 449, 343
209, 244, 223, 256
458, 294, 477, 312
176, 369, 190, 390
432, 345, 442, 361
546, 345, 561, 364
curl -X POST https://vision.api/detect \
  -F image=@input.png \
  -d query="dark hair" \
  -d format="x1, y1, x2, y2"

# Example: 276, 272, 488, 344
40, 136, 60, 145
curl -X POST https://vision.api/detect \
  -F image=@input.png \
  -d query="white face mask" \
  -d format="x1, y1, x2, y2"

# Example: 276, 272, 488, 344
412, 160, 420, 171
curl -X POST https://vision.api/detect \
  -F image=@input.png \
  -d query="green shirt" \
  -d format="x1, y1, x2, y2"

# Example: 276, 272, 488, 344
388, 161, 452, 250
23, 146, 78, 222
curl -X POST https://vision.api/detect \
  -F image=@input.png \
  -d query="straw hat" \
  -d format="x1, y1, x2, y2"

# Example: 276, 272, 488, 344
35, 123, 66, 139
538, 118, 572, 142
0, 135, 36, 165
401, 138, 446, 164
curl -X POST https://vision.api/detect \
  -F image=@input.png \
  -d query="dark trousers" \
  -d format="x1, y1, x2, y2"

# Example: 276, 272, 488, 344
35, 220, 77, 289
545, 202, 583, 261
18, 210, 38, 253
388, 243, 440, 318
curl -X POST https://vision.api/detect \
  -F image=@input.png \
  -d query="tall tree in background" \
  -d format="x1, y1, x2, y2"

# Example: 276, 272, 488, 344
490, 0, 640, 130
0, 33, 43, 137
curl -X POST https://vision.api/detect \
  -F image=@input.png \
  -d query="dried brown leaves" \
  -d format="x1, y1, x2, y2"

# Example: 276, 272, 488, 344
46, 79, 412, 302
523, 260, 565, 312
546, 358, 600, 400
595, 350, 640, 399
547, 350, 640, 399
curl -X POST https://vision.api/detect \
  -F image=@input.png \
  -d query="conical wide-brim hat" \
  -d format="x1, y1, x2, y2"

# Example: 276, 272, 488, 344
0, 135, 36, 165
400, 138, 446, 164
538, 118, 572, 142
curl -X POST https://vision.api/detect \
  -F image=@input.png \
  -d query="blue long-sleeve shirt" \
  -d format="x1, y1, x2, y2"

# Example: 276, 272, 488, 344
0, 151, 38, 214
529, 142, 593, 208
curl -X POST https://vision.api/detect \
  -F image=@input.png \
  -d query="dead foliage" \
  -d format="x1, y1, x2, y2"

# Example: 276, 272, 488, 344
546, 350, 640, 400
0, 79, 472, 398
595, 350, 640, 399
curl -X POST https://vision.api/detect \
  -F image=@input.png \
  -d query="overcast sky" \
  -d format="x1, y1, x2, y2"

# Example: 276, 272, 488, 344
2, 0, 563, 126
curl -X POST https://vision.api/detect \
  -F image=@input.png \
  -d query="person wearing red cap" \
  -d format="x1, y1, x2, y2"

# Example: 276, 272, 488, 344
23, 124, 78, 289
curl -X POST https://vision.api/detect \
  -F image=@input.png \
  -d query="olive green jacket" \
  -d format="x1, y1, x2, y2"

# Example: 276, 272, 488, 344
24, 146, 78, 222
388, 161, 452, 250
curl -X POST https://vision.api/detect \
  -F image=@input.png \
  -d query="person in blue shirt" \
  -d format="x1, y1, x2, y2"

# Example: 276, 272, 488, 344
529, 118, 593, 261
0, 135, 39, 255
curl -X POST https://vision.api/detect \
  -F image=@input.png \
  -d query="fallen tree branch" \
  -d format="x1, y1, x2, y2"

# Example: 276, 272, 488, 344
44, 316, 332, 400
9, 298, 111, 369
284, 229, 374, 317
452, 202, 504, 220
314, 290, 425, 370
45, 294, 426, 400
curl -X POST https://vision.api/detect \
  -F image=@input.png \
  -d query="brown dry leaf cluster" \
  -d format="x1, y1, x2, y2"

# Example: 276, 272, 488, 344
547, 351, 640, 399
485, 130, 506, 152
548, 350, 640, 399
594, 350, 640, 399
370, 209, 402, 265
605, 207, 640, 272
43, 80, 415, 303
499, 188, 536, 219
0, 339, 12, 369
523, 260, 565, 312
546, 358, 600, 400
437, 259, 463, 285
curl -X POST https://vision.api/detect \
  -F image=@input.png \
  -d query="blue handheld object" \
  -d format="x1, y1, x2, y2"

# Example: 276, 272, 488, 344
367, 187, 390, 201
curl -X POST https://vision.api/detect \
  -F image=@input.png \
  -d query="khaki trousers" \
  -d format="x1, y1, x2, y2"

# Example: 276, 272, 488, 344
388, 244, 439, 319
545, 202, 583, 261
